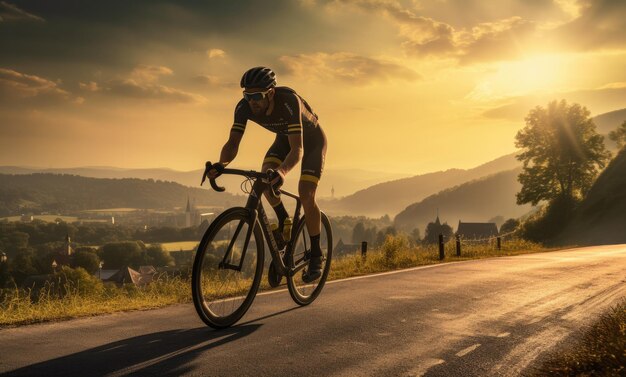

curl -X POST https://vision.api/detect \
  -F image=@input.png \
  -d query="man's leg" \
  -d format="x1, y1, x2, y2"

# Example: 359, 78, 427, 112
262, 135, 291, 228
262, 159, 289, 228
300, 177, 323, 282
299, 180, 321, 242
300, 127, 327, 282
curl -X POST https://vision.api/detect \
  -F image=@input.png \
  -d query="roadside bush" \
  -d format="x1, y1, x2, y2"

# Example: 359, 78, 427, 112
53, 266, 104, 297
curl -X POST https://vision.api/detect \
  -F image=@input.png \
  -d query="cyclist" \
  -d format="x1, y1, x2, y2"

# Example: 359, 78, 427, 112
205, 66, 327, 283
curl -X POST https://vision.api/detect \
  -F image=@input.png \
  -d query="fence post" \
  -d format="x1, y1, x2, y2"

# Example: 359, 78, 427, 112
438, 234, 445, 260
456, 234, 461, 257
361, 241, 367, 259
497, 236, 501, 251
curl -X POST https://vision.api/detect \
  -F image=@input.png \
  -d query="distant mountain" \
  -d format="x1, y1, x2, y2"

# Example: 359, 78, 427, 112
592, 108, 626, 151
0, 166, 408, 199
319, 153, 521, 217
592, 108, 626, 134
556, 148, 626, 245
0, 173, 245, 217
393, 168, 534, 233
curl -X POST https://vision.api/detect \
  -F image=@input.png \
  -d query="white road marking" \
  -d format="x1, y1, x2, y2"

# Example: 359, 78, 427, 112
456, 343, 481, 357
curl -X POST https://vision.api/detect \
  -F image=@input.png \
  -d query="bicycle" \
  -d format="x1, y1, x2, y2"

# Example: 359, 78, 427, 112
192, 162, 333, 329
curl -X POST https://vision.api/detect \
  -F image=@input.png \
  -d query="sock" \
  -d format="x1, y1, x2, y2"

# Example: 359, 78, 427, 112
310, 234, 321, 258
272, 202, 289, 228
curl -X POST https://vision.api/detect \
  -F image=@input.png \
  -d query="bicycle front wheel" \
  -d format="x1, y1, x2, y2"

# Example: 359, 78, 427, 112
287, 212, 333, 305
192, 207, 264, 329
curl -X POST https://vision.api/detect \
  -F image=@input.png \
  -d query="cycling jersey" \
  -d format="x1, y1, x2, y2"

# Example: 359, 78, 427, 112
231, 87, 320, 136
230, 86, 327, 185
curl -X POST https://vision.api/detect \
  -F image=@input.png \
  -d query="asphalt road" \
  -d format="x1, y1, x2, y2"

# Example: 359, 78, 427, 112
1, 245, 625, 377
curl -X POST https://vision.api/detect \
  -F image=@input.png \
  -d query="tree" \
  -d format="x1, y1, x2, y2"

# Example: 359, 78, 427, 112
423, 222, 453, 244
375, 226, 397, 246
11, 248, 37, 285
351, 222, 366, 244
609, 121, 626, 149
100, 241, 143, 269
72, 248, 101, 274
499, 218, 520, 235
0, 257, 13, 288
146, 244, 174, 267
515, 100, 611, 206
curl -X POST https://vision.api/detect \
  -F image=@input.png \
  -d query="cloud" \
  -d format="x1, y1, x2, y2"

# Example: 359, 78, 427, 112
129, 64, 173, 84
79, 81, 100, 92
207, 49, 226, 59
322, 0, 625, 64
551, 0, 626, 51
87, 65, 206, 104
324, 0, 538, 63
481, 85, 626, 121
278, 52, 420, 85
0, 1, 44, 22
192, 75, 237, 89
0, 68, 74, 105
104, 79, 205, 103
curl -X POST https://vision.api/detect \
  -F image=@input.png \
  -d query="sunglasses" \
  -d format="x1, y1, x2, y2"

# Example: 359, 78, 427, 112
243, 89, 271, 102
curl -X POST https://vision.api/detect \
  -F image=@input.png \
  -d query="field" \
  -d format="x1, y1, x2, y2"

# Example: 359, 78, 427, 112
158, 241, 199, 252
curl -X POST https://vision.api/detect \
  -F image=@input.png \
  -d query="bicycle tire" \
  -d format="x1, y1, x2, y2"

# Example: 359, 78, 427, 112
286, 212, 333, 305
192, 207, 264, 328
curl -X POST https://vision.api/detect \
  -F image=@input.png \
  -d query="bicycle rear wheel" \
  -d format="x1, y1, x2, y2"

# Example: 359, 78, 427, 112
192, 207, 264, 328
286, 212, 333, 305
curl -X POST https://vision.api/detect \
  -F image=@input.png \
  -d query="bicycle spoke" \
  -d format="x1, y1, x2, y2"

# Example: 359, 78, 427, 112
193, 211, 262, 326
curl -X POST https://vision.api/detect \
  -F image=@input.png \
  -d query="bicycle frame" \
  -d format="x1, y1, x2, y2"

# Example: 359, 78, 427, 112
217, 172, 302, 277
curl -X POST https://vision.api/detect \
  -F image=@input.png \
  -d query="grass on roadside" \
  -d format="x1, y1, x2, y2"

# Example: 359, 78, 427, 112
527, 298, 626, 376
1, 235, 548, 327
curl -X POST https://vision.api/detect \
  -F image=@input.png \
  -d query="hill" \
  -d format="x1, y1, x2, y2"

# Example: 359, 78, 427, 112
0, 173, 244, 217
320, 153, 520, 217
592, 108, 626, 151
0, 166, 408, 199
556, 148, 626, 245
592, 108, 626, 135
393, 168, 533, 233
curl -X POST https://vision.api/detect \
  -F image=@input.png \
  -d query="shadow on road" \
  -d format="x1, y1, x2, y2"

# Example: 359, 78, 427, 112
3, 324, 261, 377
238, 305, 301, 326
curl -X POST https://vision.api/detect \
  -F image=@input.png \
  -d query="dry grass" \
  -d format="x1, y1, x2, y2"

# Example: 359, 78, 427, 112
1, 235, 550, 327
0, 269, 190, 327
527, 299, 626, 376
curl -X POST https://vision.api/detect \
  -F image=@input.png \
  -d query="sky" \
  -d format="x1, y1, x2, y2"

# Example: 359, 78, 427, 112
1, 0, 625, 175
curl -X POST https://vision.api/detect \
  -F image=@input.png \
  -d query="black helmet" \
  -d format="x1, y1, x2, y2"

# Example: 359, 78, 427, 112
240, 66, 276, 89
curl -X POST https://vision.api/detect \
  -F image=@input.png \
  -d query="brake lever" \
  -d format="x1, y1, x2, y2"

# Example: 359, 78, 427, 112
202, 161, 226, 192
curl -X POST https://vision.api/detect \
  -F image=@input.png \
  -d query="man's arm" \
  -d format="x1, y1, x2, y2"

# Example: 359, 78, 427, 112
278, 133, 303, 175
218, 131, 244, 167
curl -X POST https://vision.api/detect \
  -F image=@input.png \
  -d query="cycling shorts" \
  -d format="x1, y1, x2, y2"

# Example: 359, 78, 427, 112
263, 127, 327, 185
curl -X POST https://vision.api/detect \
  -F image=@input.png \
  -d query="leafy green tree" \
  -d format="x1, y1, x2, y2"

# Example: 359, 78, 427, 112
515, 100, 611, 206
351, 222, 366, 243
146, 244, 174, 267
6, 231, 30, 254
0, 257, 13, 288
423, 222, 453, 244
499, 218, 520, 234
608, 121, 626, 149
72, 248, 101, 274
11, 248, 37, 284
100, 241, 143, 269
375, 226, 397, 246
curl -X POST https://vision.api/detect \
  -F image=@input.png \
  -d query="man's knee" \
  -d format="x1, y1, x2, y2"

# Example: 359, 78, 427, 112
298, 182, 317, 205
